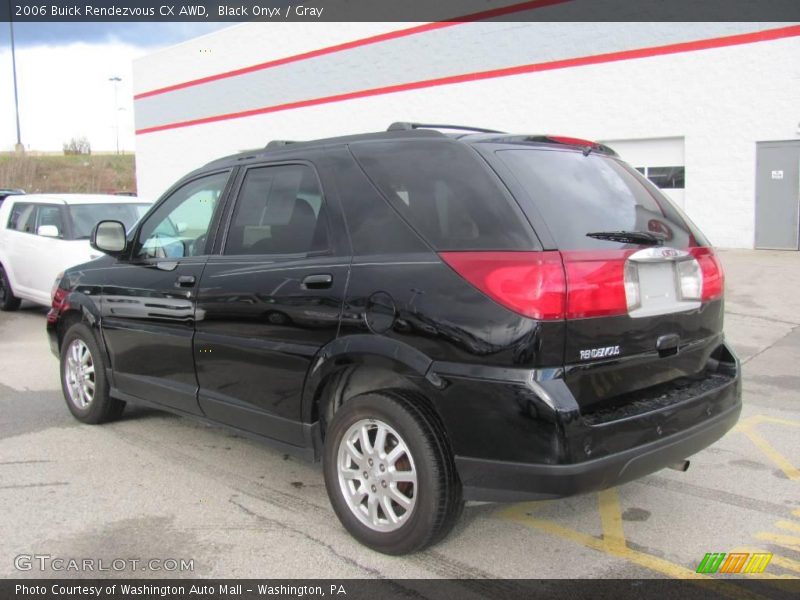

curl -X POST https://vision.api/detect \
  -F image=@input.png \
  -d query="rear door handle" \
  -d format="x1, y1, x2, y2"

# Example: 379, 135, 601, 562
176, 275, 196, 287
302, 274, 333, 289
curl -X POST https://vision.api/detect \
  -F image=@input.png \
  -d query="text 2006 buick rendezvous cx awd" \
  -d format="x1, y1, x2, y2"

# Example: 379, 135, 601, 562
47, 124, 741, 554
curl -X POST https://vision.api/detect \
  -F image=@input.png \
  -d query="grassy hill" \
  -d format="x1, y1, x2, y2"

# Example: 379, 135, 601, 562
0, 153, 136, 195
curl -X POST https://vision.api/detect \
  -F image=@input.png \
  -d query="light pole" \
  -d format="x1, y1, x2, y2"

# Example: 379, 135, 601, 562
109, 76, 121, 154
9, 16, 23, 153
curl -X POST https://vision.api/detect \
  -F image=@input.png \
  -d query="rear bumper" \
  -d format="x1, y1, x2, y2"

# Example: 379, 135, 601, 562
436, 341, 742, 503
457, 398, 740, 502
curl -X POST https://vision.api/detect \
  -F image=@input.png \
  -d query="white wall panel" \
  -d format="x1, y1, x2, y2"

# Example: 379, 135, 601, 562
134, 23, 800, 248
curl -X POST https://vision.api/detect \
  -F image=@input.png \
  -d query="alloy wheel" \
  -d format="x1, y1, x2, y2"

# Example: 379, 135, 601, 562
64, 339, 96, 409
337, 418, 417, 532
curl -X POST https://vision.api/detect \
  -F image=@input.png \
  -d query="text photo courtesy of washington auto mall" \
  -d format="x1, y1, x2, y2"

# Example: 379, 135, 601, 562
1, 1, 800, 599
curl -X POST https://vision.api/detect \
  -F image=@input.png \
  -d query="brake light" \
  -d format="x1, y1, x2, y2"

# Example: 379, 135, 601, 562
441, 247, 721, 322
438, 251, 566, 320
690, 247, 724, 301
51, 287, 67, 311
545, 135, 598, 148
562, 250, 632, 318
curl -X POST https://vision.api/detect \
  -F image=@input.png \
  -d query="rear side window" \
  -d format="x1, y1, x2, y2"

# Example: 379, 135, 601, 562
497, 149, 708, 250
6, 203, 36, 233
69, 203, 150, 239
351, 140, 538, 251
225, 164, 329, 256
35, 205, 64, 236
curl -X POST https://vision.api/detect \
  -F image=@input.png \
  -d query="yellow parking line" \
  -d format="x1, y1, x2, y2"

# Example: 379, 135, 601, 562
735, 415, 800, 432
501, 501, 769, 599
740, 429, 800, 481
598, 488, 627, 552
775, 520, 800, 534
756, 416, 800, 428
501, 501, 606, 551
754, 532, 800, 553
502, 500, 705, 578
794, 509, 800, 518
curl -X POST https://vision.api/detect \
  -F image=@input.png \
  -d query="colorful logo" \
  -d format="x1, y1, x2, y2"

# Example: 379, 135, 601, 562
696, 552, 773, 574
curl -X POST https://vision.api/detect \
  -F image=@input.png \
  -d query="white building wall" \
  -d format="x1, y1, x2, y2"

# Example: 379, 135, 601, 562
133, 23, 800, 248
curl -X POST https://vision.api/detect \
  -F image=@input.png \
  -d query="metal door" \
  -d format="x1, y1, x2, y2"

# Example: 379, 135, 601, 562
755, 141, 800, 250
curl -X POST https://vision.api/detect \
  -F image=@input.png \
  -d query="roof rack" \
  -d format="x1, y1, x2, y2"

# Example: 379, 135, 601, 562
387, 122, 505, 134
265, 140, 296, 149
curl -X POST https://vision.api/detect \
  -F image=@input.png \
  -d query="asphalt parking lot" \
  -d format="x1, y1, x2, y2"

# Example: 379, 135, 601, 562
0, 249, 798, 585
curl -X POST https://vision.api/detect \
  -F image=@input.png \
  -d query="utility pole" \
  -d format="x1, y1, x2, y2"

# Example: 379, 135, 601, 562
9, 15, 23, 154
109, 76, 121, 154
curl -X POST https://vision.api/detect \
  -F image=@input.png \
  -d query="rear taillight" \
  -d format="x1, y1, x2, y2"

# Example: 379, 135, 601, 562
561, 250, 632, 319
51, 287, 67, 310
690, 247, 724, 301
438, 251, 566, 320
441, 247, 722, 322
47, 287, 69, 326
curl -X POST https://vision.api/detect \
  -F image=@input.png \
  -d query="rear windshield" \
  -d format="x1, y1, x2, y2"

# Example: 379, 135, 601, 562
497, 149, 707, 250
351, 140, 538, 251
69, 203, 150, 239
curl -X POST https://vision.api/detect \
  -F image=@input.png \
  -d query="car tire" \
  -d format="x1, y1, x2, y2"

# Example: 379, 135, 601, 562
0, 265, 22, 311
60, 322, 125, 424
323, 389, 463, 555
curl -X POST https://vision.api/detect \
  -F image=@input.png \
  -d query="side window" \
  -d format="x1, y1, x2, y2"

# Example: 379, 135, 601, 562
35, 205, 64, 237
136, 172, 229, 259
7, 203, 36, 233
224, 164, 329, 256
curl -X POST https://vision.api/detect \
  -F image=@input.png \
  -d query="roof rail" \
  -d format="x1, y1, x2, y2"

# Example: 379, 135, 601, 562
387, 122, 505, 134
265, 140, 296, 149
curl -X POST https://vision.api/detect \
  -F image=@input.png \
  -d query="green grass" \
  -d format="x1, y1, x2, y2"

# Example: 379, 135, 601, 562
0, 154, 136, 194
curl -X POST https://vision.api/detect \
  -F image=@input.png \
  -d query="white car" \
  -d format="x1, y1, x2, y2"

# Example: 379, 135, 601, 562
0, 194, 151, 309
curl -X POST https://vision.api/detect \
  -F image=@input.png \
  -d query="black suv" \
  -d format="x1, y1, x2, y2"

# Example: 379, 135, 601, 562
47, 124, 741, 554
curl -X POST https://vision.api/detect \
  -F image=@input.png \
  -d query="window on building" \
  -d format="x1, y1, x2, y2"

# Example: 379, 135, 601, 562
635, 166, 685, 189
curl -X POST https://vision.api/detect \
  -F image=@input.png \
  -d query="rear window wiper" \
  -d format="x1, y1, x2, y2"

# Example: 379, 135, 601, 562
586, 230, 665, 245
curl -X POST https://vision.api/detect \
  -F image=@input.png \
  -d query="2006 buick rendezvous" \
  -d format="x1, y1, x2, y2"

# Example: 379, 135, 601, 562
47, 124, 741, 554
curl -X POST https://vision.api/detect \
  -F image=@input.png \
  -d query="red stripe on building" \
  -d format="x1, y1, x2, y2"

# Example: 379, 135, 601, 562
136, 25, 800, 135
134, 0, 572, 99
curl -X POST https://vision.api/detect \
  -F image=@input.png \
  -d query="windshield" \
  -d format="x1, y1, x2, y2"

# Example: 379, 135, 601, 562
497, 149, 708, 250
68, 203, 150, 239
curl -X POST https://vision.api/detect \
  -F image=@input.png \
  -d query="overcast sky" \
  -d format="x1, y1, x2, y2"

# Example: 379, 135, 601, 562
0, 23, 231, 152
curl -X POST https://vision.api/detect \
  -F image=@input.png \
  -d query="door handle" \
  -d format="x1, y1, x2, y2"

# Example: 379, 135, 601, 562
302, 274, 333, 289
176, 275, 196, 287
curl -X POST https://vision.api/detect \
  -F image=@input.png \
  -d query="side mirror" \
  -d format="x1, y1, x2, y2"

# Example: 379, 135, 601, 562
91, 220, 127, 256
175, 221, 188, 234
37, 225, 60, 238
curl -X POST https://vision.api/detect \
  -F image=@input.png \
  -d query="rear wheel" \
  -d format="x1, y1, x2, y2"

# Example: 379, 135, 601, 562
0, 265, 21, 311
323, 390, 462, 554
60, 323, 125, 424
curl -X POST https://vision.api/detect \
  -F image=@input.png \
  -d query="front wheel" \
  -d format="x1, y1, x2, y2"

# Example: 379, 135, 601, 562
60, 323, 125, 424
323, 390, 463, 554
